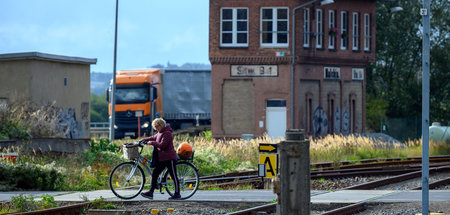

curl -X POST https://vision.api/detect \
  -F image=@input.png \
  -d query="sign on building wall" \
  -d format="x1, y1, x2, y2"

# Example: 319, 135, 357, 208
352, 68, 364, 80
324, 67, 340, 79
231, 65, 278, 77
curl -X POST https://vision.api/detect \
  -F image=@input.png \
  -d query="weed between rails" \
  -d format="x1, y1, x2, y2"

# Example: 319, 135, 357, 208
1, 134, 448, 192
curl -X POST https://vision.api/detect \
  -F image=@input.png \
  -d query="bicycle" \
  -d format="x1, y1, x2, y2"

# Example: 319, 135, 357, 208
109, 142, 199, 200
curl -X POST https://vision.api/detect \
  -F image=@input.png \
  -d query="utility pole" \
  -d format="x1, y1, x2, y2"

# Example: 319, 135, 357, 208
109, 0, 119, 142
421, 0, 430, 214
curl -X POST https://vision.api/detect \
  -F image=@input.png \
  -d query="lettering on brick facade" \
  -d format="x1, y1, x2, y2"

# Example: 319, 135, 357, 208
231, 65, 278, 77
324, 67, 340, 79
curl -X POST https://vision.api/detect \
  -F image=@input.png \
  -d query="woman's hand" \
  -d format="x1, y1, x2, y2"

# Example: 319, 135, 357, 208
138, 139, 149, 146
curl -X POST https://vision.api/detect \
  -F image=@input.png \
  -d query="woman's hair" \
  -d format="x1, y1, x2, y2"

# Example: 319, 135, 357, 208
152, 118, 166, 130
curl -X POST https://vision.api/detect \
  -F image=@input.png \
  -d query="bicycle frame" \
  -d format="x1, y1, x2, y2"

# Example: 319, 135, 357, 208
132, 150, 169, 193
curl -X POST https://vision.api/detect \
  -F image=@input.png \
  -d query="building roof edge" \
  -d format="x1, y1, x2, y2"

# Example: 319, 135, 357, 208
0, 52, 97, 64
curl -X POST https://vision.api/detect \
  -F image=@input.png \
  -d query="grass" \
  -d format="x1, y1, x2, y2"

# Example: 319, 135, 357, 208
0, 133, 448, 192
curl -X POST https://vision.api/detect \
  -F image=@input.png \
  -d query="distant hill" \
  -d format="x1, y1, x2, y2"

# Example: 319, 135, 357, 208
91, 72, 111, 95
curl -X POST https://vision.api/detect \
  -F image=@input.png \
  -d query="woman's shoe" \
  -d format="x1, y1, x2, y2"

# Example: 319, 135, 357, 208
168, 194, 181, 200
140, 191, 153, 199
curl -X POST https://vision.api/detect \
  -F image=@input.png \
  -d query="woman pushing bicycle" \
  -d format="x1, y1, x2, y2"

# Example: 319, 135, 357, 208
139, 118, 181, 200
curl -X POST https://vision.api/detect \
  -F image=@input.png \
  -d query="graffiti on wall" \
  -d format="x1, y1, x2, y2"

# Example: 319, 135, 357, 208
334, 108, 340, 133
313, 107, 328, 136
58, 108, 82, 138
342, 109, 349, 134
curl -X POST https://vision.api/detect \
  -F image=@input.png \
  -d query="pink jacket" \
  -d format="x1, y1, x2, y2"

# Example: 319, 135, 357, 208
143, 125, 177, 161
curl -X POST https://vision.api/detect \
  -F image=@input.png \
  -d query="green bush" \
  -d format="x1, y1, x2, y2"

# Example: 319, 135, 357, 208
0, 121, 31, 140
0, 162, 65, 191
91, 196, 116, 209
82, 139, 123, 166
8, 194, 58, 213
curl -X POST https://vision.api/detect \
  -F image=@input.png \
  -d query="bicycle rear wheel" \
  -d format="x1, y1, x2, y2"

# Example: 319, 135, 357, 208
109, 162, 145, 199
163, 161, 199, 200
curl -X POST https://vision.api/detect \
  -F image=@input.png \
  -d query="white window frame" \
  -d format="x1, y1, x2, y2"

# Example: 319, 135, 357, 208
303, 8, 310, 48
352, 12, 359, 51
316, 9, 323, 49
340, 11, 347, 50
260, 7, 289, 47
328, 10, 335, 49
220, 7, 248, 47
364, 13, 371, 51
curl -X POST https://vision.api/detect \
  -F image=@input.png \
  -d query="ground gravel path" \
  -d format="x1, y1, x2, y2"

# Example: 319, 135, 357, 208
373, 172, 450, 190
356, 201, 450, 215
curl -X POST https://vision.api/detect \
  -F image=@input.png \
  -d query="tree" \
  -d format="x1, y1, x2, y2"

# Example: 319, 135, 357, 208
366, 0, 450, 131
90, 92, 109, 122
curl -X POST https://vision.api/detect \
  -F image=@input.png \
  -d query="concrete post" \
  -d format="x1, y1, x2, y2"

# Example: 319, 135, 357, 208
279, 129, 310, 215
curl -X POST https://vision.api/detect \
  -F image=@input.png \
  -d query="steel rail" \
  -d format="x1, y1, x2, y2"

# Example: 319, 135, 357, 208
411, 177, 450, 190
7, 202, 91, 215
226, 203, 277, 215
198, 161, 450, 185
343, 165, 450, 190
312, 155, 450, 170
319, 201, 366, 215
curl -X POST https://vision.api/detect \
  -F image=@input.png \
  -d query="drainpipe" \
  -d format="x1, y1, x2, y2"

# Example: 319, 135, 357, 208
291, 0, 318, 129
290, 0, 334, 129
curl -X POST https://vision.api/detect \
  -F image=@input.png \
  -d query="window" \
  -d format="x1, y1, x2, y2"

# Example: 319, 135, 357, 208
303, 8, 310, 47
116, 87, 150, 104
352, 12, 359, 50
316, 9, 323, 48
328, 10, 336, 49
220, 8, 248, 47
352, 68, 364, 80
364, 13, 371, 51
261, 7, 289, 47
340, 11, 347, 50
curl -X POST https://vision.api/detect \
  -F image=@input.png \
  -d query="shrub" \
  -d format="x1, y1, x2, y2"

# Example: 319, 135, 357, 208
0, 162, 65, 191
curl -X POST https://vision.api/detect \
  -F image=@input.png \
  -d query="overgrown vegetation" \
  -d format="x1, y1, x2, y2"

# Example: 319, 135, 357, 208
0, 101, 65, 140
0, 194, 58, 214
1, 134, 448, 193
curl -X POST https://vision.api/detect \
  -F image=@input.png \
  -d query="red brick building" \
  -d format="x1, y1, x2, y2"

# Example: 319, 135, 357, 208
209, 0, 376, 138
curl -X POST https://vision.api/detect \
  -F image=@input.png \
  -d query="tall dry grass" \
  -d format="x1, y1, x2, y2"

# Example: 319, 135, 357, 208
113, 133, 449, 174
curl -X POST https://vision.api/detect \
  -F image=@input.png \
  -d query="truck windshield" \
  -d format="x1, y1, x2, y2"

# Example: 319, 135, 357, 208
116, 87, 149, 104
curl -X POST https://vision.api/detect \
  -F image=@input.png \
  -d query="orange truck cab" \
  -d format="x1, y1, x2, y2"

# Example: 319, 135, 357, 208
107, 69, 162, 138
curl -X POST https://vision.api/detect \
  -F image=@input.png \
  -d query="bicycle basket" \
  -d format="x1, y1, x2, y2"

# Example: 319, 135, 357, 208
123, 143, 139, 160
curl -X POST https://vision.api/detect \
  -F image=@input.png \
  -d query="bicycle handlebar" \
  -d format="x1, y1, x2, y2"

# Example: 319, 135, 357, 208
137, 140, 147, 147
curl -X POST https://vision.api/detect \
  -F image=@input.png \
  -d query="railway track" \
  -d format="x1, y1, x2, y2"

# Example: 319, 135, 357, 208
199, 155, 450, 189
224, 156, 450, 215
7, 202, 91, 215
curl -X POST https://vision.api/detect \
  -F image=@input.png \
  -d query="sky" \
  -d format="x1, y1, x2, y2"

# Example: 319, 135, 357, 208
0, 0, 210, 73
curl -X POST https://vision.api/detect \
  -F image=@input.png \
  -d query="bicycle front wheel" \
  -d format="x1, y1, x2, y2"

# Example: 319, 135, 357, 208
109, 162, 145, 199
163, 161, 199, 200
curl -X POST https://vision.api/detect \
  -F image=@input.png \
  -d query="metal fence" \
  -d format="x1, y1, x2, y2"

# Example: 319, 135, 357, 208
381, 117, 421, 142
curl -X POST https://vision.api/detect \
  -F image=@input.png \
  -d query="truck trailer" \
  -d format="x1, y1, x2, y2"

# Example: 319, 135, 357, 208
107, 69, 211, 139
